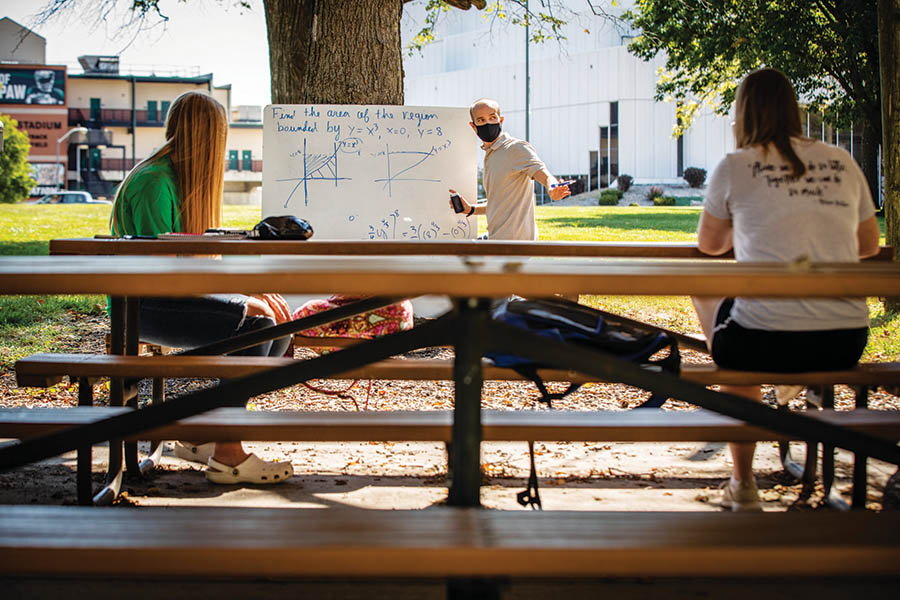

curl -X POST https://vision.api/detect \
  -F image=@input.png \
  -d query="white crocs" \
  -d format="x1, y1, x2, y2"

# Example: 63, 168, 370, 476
173, 441, 215, 465
205, 453, 293, 485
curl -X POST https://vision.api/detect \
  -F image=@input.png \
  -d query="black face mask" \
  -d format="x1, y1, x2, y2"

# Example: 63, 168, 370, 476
475, 122, 501, 143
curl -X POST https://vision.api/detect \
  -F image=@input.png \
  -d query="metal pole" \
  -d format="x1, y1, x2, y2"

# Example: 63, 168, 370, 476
55, 127, 87, 190
75, 145, 81, 191
447, 298, 488, 507
55, 138, 63, 190
131, 76, 137, 174
525, 0, 530, 143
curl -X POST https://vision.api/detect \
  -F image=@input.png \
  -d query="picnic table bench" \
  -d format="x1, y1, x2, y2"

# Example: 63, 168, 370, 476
3, 254, 900, 503
2, 251, 900, 595
10, 352, 900, 505
0, 506, 897, 583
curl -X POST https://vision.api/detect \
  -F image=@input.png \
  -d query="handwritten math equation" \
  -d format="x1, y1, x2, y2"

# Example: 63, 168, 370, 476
365, 209, 473, 240
270, 105, 454, 207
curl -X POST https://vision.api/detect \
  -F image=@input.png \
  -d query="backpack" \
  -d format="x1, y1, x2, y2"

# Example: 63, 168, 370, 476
485, 296, 681, 508
486, 297, 680, 407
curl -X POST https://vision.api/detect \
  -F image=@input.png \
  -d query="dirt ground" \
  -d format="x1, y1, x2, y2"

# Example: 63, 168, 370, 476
2, 310, 898, 512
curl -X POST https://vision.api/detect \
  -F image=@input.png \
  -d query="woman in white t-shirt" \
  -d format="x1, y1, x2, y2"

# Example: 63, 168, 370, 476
692, 68, 881, 511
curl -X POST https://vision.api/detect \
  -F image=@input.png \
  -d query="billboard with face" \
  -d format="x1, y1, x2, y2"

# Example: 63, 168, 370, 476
0, 66, 66, 105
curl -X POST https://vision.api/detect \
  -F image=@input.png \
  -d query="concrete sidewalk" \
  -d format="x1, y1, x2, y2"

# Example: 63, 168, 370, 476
2, 437, 888, 511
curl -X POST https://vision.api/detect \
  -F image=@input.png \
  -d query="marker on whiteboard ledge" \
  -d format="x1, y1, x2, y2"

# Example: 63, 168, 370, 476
551, 180, 576, 189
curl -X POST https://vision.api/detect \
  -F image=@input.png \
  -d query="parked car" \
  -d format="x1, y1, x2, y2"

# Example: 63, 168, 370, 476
32, 191, 112, 205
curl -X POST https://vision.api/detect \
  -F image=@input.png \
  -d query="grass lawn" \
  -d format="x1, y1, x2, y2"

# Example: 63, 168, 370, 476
0, 203, 895, 367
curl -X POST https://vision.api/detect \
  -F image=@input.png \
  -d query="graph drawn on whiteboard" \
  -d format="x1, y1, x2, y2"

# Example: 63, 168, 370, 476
372, 142, 448, 196
276, 138, 354, 208
263, 104, 477, 240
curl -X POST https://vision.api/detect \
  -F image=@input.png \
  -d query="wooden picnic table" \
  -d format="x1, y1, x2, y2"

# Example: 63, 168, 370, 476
46, 236, 898, 261
6, 254, 900, 297
2, 254, 900, 509
50, 238, 742, 258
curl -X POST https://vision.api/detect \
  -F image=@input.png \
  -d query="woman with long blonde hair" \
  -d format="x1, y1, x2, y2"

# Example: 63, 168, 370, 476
111, 90, 293, 485
691, 69, 880, 510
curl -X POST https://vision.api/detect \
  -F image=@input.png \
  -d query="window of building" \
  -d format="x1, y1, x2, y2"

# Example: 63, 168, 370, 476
89, 148, 101, 172
228, 150, 238, 171
161, 101, 171, 121
90, 98, 101, 121
599, 126, 609, 188
609, 102, 619, 181
806, 109, 823, 139
242, 150, 252, 171
598, 102, 620, 188
589, 150, 598, 191
851, 122, 864, 165
148, 101, 158, 122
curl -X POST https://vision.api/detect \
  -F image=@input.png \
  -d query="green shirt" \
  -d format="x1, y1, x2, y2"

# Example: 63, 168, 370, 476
112, 157, 181, 235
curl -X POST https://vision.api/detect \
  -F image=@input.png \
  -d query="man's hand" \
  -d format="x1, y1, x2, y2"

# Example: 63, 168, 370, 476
246, 293, 292, 324
548, 181, 572, 202
448, 188, 472, 213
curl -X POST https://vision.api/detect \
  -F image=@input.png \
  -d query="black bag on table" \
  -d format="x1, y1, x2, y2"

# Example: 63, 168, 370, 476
251, 215, 314, 240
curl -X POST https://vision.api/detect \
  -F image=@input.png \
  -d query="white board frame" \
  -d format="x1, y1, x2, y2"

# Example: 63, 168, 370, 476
262, 104, 478, 241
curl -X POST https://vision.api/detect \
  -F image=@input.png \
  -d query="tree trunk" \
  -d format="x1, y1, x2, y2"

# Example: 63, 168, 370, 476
879, 0, 900, 312
263, 0, 405, 105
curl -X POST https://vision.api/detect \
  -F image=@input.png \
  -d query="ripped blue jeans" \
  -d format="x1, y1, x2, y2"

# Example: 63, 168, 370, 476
138, 294, 291, 357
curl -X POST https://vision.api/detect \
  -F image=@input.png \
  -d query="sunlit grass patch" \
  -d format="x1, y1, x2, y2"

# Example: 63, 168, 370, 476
537, 206, 702, 242
865, 299, 900, 362
580, 295, 702, 335
0, 310, 103, 370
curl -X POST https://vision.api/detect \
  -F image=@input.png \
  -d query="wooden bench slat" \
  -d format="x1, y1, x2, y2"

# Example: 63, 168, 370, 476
15, 353, 900, 387
47, 238, 896, 262
2, 407, 898, 443
0, 506, 897, 578
7, 255, 900, 298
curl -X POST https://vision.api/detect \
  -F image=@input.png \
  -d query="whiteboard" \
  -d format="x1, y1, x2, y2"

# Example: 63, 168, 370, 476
262, 105, 477, 240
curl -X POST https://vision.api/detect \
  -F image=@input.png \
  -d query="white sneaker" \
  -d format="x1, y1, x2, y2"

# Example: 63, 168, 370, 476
719, 478, 763, 512
775, 385, 804, 406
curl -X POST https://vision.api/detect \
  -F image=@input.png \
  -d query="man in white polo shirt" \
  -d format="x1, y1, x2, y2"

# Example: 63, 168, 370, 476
449, 98, 570, 240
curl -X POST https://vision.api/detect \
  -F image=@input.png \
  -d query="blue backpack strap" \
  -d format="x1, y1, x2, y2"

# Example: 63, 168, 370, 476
633, 332, 681, 408
517, 440, 543, 510
511, 364, 583, 409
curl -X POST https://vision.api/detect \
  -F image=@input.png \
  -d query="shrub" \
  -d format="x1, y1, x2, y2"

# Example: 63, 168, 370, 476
653, 195, 676, 206
0, 114, 37, 203
645, 186, 664, 202
629, 202, 639, 207
597, 189, 620, 206
616, 174, 633, 193
683, 167, 707, 188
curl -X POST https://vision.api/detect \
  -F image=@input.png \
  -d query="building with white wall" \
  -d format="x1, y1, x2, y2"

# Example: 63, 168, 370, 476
400, 1, 734, 192
400, 1, 866, 196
